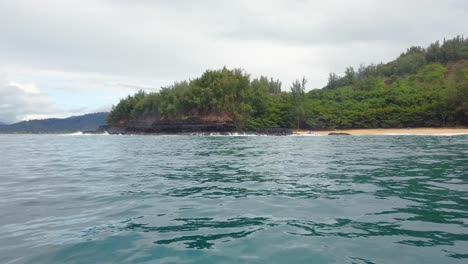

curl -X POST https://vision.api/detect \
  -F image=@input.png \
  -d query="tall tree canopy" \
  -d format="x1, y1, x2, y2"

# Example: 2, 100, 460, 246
108, 36, 468, 130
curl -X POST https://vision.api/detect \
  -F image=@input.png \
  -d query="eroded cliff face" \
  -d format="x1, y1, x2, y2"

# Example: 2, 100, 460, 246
92, 112, 291, 135
95, 113, 236, 135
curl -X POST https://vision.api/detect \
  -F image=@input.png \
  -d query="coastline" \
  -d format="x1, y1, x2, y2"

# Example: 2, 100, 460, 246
2, 127, 468, 136
293, 127, 468, 135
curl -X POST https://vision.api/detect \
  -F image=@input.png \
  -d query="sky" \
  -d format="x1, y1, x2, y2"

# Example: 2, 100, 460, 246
0, 0, 467, 124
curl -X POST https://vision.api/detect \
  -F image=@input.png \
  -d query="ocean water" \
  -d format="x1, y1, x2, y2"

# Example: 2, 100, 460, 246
0, 134, 467, 264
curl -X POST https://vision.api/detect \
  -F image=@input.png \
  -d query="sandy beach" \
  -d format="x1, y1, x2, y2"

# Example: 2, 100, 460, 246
293, 128, 468, 135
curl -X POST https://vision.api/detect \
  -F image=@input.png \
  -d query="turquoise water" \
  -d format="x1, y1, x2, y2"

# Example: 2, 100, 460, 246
0, 134, 467, 263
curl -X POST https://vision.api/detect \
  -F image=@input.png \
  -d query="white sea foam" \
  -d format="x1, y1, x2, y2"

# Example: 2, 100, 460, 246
290, 133, 324, 137
68, 131, 84, 136
63, 131, 110, 136
207, 132, 263, 137
60, 131, 467, 137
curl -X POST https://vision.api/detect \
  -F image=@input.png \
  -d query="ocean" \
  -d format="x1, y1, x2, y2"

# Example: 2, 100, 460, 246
0, 134, 467, 263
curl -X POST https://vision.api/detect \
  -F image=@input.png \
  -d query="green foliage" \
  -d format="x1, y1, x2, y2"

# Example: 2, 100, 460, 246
325, 73, 340, 89
290, 77, 307, 128
107, 90, 147, 125
108, 36, 468, 130
107, 68, 290, 129
303, 59, 466, 129
325, 35, 468, 89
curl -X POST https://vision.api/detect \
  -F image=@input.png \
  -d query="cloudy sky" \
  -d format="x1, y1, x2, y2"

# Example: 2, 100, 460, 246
0, 0, 467, 123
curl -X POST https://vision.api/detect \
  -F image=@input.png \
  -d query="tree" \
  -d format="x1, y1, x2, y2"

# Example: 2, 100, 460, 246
268, 77, 282, 94
325, 72, 340, 89
290, 77, 307, 128
344, 67, 355, 85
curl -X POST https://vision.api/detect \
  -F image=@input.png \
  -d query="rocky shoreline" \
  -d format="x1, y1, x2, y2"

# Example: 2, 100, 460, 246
85, 118, 292, 136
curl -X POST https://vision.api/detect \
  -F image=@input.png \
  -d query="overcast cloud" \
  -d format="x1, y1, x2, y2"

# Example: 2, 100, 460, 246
0, 75, 56, 123
0, 0, 467, 123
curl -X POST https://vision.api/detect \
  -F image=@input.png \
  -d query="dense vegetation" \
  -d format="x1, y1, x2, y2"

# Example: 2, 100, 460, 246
108, 36, 468, 130
0, 113, 108, 133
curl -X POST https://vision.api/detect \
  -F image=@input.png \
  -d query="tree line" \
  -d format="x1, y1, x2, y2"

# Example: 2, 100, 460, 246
107, 36, 468, 130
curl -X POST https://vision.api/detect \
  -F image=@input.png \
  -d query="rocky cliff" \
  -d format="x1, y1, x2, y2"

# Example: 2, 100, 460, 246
95, 116, 236, 135
89, 113, 291, 135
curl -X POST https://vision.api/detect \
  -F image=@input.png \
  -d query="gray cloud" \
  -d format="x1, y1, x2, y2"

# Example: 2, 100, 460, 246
222, 1, 468, 46
1, 1, 466, 81
0, 76, 56, 123
0, 74, 99, 123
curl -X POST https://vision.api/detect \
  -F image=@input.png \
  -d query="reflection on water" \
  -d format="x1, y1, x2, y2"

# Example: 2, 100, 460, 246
0, 134, 467, 263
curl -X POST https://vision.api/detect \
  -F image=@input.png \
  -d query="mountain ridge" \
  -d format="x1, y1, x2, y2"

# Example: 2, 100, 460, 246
0, 112, 108, 133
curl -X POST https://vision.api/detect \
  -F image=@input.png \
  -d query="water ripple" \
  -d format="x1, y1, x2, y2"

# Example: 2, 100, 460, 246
0, 134, 467, 263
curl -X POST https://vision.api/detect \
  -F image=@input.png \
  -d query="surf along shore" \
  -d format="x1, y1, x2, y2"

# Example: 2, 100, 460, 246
293, 127, 468, 135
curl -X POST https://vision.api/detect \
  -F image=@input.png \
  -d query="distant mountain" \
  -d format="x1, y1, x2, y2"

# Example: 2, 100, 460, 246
0, 112, 108, 133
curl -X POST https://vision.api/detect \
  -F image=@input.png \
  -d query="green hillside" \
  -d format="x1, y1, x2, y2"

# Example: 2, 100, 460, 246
107, 36, 468, 130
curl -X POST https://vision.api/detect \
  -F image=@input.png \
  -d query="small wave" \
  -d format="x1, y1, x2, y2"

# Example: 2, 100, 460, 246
207, 132, 263, 137
63, 131, 110, 136
290, 133, 324, 137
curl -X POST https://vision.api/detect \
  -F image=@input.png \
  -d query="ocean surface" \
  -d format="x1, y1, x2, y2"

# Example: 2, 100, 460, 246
0, 134, 467, 264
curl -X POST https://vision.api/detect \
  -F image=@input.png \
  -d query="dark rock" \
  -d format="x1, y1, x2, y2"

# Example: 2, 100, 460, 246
89, 119, 293, 136
88, 125, 127, 134
328, 132, 351, 135
93, 117, 237, 135
251, 128, 293, 136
